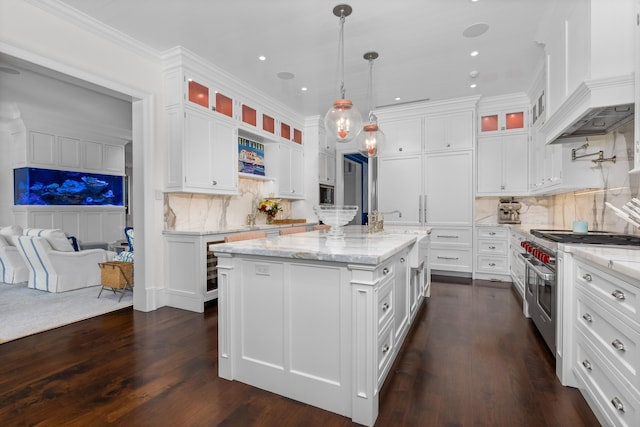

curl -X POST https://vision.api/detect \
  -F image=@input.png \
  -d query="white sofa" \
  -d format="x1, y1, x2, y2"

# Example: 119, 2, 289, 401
0, 226, 29, 284
15, 228, 116, 292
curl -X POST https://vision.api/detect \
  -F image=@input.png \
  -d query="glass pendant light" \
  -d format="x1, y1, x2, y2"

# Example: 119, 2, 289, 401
324, 4, 362, 143
357, 51, 384, 157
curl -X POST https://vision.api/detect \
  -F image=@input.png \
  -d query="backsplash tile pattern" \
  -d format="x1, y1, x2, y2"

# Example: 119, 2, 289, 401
477, 124, 639, 235
164, 179, 291, 231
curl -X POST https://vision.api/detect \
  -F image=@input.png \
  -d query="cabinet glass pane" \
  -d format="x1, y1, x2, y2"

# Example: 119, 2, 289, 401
281, 123, 291, 140
505, 112, 524, 130
242, 104, 257, 126
481, 114, 499, 132
263, 114, 275, 134
215, 93, 233, 117
293, 128, 302, 144
188, 80, 209, 108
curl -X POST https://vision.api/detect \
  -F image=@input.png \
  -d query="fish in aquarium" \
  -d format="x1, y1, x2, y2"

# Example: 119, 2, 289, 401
14, 167, 124, 206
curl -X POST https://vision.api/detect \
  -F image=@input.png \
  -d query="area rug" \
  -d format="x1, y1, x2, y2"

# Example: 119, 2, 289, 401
0, 282, 133, 343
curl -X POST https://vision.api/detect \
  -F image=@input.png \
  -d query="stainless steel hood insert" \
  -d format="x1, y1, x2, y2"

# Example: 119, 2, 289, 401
558, 103, 634, 139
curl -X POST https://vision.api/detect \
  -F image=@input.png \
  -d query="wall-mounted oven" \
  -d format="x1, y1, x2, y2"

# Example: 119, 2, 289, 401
319, 184, 334, 205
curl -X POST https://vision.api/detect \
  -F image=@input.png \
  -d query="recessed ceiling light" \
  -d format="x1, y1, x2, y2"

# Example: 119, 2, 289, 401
470, 83, 477, 88
301, 87, 308, 91
470, 50, 479, 57
276, 71, 295, 80
258, 55, 266, 61
469, 70, 479, 78
395, 97, 401, 101
463, 23, 489, 38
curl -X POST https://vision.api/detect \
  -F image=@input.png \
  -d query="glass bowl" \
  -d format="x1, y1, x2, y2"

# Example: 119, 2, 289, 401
313, 205, 358, 238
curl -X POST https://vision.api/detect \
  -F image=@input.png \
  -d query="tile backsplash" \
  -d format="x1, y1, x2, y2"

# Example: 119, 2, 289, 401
477, 123, 639, 235
164, 179, 291, 231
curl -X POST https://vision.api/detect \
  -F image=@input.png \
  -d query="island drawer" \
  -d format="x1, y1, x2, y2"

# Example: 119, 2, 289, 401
576, 289, 640, 393
575, 261, 640, 325
377, 320, 395, 387
377, 279, 394, 329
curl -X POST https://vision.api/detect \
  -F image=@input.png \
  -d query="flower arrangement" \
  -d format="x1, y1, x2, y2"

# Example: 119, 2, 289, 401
257, 198, 282, 223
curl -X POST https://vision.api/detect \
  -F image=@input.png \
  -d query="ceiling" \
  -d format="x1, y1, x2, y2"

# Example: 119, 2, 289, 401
53, 0, 556, 116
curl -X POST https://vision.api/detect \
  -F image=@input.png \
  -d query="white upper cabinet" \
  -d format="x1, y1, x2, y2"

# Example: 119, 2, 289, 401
477, 134, 528, 195
377, 117, 423, 156
425, 111, 474, 151
265, 142, 304, 199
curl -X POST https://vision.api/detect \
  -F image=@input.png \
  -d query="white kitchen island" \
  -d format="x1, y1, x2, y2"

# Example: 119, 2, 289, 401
212, 226, 430, 426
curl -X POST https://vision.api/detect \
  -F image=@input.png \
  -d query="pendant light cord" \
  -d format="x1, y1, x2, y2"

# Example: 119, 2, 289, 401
338, 12, 346, 100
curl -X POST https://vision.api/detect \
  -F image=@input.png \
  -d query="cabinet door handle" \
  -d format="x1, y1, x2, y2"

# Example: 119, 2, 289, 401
611, 339, 626, 352
383, 267, 390, 275
400, 257, 406, 263
418, 195, 422, 222
611, 397, 625, 413
582, 313, 593, 323
437, 256, 459, 260
582, 274, 592, 282
212, 180, 218, 185
611, 290, 626, 301
582, 359, 592, 371
382, 302, 389, 312
382, 343, 390, 354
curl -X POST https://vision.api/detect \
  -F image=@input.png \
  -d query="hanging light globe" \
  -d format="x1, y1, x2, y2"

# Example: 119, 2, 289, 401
357, 122, 385, 157
324, 99, 362, 143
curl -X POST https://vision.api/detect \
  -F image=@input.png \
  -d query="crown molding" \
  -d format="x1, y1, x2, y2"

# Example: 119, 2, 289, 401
25, 0, 162, 64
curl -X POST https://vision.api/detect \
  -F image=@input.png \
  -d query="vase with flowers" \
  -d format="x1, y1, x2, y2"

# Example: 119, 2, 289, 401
257, 198, 282, 224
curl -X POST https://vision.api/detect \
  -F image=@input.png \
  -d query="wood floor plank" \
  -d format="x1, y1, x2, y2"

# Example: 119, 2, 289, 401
0, 280, 600, 426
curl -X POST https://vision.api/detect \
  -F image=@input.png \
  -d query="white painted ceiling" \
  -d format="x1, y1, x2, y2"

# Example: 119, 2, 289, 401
16, 0, 558, 117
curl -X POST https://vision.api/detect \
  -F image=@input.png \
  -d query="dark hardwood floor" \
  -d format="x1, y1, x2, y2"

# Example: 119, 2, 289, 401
0, 279, 600, 426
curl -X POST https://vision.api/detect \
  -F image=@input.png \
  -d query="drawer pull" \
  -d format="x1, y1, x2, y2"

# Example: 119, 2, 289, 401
582, 274, 592, 282
611, 339, 626, 352
611, 290, 626, 301
489, 232, 496, 236
382, 344, 390, 354
582, 313, 593, 323
611, 397, 625, 413
582, 359, 592, 371
488, 263, 496, 267
383, 267, 390, 275
437, 256, 459, 260
437, 235, 459, 238
488, 246, 496, 250
382, 302, 389, 312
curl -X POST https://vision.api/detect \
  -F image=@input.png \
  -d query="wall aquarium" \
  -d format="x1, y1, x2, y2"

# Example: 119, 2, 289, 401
14, 167, 124, 206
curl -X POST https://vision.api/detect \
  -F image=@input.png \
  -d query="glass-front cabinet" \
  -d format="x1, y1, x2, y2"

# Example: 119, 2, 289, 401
479, 110, 526, 135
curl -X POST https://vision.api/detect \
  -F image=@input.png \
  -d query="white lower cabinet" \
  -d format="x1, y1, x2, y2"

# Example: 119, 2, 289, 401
474, 226, 510, 281
570, 259, 640, 427
429, 227, 472, 273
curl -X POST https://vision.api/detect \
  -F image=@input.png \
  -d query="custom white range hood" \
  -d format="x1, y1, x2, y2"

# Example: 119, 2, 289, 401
541, 74, 635, 144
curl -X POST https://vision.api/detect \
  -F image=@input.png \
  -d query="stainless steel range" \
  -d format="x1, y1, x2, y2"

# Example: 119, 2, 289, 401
519, 229, 640, 356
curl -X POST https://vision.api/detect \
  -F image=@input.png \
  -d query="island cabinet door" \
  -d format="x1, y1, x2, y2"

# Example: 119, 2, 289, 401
230, 260, 352, 416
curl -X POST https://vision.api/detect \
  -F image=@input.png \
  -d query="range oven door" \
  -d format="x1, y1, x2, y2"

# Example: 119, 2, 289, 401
519, 253, 556, 355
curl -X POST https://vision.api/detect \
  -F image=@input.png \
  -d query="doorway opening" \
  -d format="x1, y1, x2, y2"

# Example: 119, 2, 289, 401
342, 153, 368, 225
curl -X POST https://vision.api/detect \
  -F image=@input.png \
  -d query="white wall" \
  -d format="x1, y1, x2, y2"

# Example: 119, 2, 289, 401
0, 0, 164, 311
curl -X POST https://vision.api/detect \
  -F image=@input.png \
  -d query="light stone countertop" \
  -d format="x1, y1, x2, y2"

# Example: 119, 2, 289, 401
162, 222, 318, 236
560, 244, 640, 281
211, 225, 423, 265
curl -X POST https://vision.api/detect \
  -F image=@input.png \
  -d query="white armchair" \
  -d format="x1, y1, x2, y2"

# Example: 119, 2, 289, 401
15, 234, 116, 293
0, 234, 29, 284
